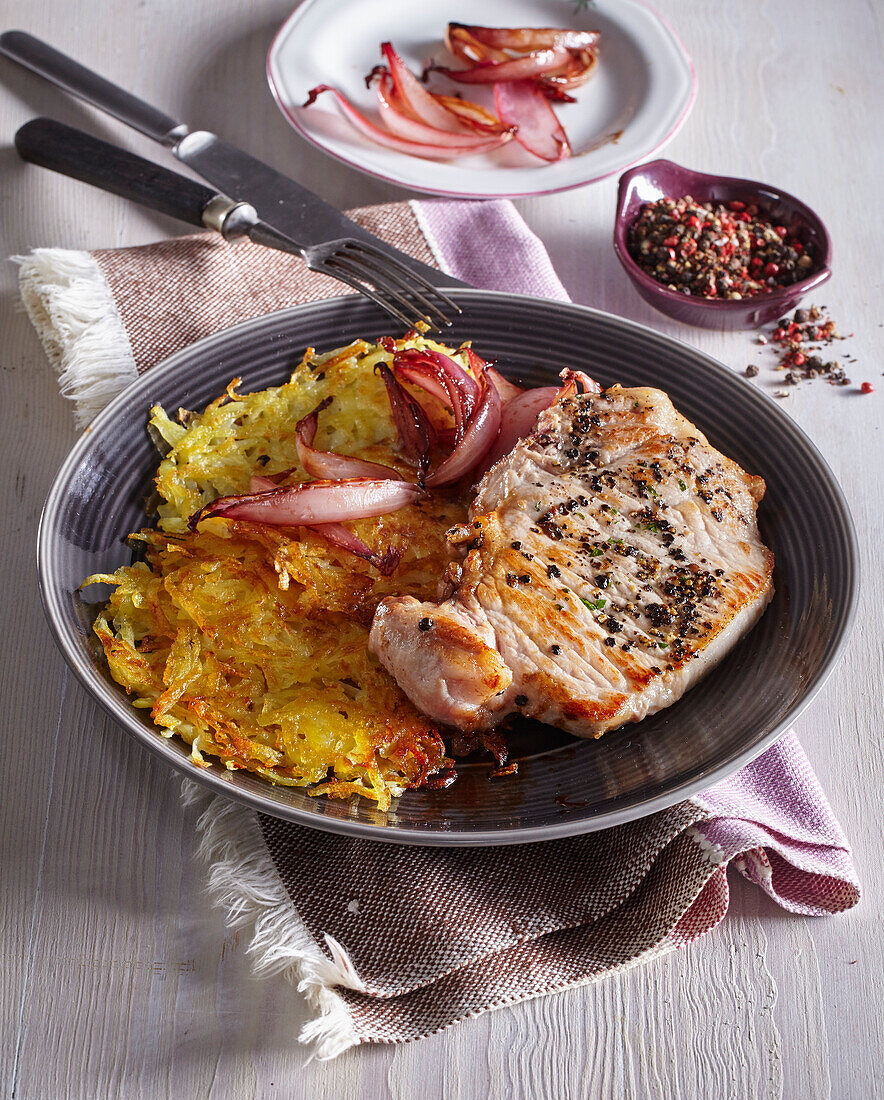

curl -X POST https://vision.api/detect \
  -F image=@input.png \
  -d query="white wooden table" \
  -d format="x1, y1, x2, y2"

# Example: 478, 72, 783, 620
2, 2, 881, 1096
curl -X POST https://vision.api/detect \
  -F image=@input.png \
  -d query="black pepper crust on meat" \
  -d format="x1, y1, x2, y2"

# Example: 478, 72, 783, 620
370, 384, 774, 739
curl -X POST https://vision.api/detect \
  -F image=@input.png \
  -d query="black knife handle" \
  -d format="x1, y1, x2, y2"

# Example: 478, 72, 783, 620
15, 117, 219, 229
0, 30, 186, 146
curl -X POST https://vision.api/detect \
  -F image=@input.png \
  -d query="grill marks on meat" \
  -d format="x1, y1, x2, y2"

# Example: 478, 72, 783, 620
369, 386, 774, 738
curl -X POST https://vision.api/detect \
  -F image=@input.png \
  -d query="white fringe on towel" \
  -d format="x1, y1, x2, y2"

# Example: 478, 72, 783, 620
181, 780, 365, 1060
14, 248, 138, 427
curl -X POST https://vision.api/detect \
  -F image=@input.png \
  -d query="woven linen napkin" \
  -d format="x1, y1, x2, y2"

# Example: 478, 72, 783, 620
19, 198, 860, 1058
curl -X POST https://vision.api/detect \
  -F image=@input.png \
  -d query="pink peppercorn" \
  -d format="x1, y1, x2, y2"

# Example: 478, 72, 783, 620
861, 382, 874, 394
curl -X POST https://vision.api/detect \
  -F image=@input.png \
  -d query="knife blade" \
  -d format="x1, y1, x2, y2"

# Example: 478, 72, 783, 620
0, 30, 467, 290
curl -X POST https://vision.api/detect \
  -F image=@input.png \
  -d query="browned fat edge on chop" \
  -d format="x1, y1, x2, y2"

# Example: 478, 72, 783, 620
369, 384, 774, 738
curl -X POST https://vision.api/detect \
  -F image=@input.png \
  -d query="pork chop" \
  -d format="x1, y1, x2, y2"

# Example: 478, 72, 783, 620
369, 385, 775, 738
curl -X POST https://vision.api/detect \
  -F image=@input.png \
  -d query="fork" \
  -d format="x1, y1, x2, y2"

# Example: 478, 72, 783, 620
14, 117, 461, 333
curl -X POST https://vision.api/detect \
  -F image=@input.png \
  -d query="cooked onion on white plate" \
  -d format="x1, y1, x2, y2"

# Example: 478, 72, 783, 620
267, 0, 696, 199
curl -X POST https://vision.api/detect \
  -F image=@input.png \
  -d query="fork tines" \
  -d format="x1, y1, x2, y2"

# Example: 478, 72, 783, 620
319, 240, 461, 332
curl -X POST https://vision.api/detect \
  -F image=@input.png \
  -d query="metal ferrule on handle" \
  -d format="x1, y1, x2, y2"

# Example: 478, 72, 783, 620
13, 117, 256, 239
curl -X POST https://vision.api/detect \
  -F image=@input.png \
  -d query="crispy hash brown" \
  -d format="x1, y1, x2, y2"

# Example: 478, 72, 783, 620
84, 335, 475, 809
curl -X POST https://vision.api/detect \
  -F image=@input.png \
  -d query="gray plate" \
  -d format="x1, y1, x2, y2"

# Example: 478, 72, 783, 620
38, 290, 858, 845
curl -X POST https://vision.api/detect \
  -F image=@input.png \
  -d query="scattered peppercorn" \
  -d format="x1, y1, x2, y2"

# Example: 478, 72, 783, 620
626, 195, 813, 299
418, 617, 433, 631
514, 694, 529, 707
861, 382, 874, 394
744, 305, 863, 393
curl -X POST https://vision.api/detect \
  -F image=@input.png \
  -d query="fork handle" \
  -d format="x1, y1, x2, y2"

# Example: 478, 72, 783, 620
15, 117, 256, 236
0, 30, 187, 146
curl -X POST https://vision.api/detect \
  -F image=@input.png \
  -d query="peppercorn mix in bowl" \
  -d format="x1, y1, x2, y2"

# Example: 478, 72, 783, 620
613, 159, 832, 329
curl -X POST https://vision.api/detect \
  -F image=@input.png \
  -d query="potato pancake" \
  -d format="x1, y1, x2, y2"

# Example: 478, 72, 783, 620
84, 334, 475, 809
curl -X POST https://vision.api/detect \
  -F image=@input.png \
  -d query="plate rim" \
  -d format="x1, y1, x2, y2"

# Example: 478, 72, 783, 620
265, 0, 698, 200
37, 290, 860, 845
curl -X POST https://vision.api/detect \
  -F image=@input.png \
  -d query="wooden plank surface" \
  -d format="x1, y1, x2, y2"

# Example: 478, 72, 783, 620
1, 1, 881, 1097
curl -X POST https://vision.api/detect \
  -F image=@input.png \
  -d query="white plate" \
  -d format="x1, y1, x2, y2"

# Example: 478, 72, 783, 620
266, 0, 696, 200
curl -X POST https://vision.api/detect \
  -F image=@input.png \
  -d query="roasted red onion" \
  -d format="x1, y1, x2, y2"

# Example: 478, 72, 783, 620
380, 41, 474, 133
446, 23, 509, 64
296, 398, 402, 481
248, 476, 400, 573
190, 478, 424, 530
250, 474, 280, 493
375, 72, 512, 149
376, 364, 436, 478
302, 86, 512, 159
493, 80, 571, 161
432, 95, 512, 135
308, 522, 400, 575
435, 47, 573, 85
392, 348, 480, 441
540, 48, 599, 92
449, 24, 600, 52
465, 347, 524, 402
478, 370, 600, 473
482, 362, 524, 403
444, 23, 599, 107
480, 386, 561, 472
425, 370, 502, 487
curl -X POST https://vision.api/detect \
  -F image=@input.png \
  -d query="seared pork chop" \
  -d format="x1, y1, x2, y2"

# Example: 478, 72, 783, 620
370, 385, 774, 738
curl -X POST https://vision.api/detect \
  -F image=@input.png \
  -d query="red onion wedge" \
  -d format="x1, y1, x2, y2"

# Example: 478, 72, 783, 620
302, 86, 511, 159
493, 80, 571, 161
250, 474, 281, 493
464, 346, 524, 402
308, 523, 400, 575
478, 370, 599, 473
190, 478, 424, 530
376, 365, 436, 478
380, 41, 475, 133
435, 47, 572, 85
540, 48, 599, 93
296, 397, 402, 481
482, 363, 524, 403
480, 386, 561, 472
432, 95, 512, 135
248, 475, 400, 573
449, 24, 600, 53
537, 86, 577, 104
486, 366, 524, 402
426, 372, 502, 488
445, 24, 509, 64
392, 348, 480, 441
375, 72, 513, 149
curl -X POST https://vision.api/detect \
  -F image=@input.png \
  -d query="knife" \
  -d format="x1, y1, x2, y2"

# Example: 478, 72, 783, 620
0, 30, 467, 290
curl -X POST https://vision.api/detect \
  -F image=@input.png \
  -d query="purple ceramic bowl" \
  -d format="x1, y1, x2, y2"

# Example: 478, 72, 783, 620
613, 159, 832, 329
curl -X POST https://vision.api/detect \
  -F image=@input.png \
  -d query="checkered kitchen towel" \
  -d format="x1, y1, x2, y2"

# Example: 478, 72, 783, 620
18, 198, 860, 1057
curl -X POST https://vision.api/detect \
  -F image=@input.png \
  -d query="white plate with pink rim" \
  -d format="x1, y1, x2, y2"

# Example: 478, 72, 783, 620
266, 0, 696, 200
